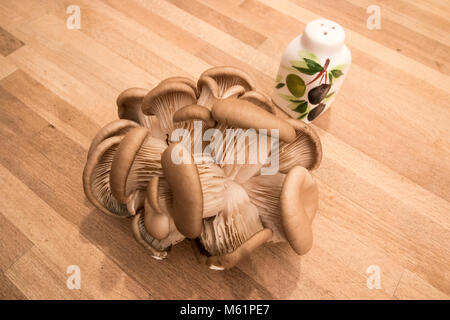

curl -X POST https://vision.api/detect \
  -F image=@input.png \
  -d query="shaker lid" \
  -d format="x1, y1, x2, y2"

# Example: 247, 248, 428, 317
301, 19, 345, 54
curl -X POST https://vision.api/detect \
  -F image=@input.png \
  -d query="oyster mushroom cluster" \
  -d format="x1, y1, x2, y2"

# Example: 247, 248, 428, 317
83, 67, 322, 270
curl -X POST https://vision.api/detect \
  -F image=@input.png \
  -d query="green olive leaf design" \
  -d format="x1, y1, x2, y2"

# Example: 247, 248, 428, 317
286, 74, 306, 97
292, 66, 317, 75
282, 65, 298, 73
322, 91, 335, 102
303, 58, 323, 73
279, 93, 297, 102
328, 72, 334, 84
290, 60, 308, 69
298, 112, 308, 120
298, 50, 320, 64
330, 69, 344, 78
275, 74, 283, 83
333, 64, 348, 71
293, 100, 308, 113
276, 83, 285, 89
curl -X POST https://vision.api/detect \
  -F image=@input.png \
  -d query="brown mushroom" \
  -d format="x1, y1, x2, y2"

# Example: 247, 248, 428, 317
173, 104, 216, 128
240, 90, 276, 114
141, 81, 197, 137
161, 143, 203, 238
197, 66, 255, 109
116, 88, 150, 127
242, 173, 287, 242
158, 76, 198, 98
278, 119, 322, 172
196, 180, 270, 269
143, 176, 170, 240
200, 66, 255, 94
280, 166, 318, 255
110, 127, 149, 204
194, 155, 226, 218
83, 136, 130, 218
109, 127, 166, 214
211, 98, 296, 143
206, 228, 272, 270
131, 211, 184, 260
87, 119, 138, 159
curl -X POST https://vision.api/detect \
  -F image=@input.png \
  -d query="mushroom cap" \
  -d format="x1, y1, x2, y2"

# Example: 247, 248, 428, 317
211, 98, 296, 143
143, 176, 170, 240
240, 90, 276, 114
141, 81, 197, 116
116, 87, 148, 126
280, 166, 318, 255
158, 76, 198, 97
206, 228, 273, 270
200, 66, 255, 92
83, 135, 130, 218
131, 213, 169, 260
197, 75, 220, 100
280, 118, 323, 172
110, 127, 149, 204
87, 119, 138, 159
144, 198, 170, 241
173, 104, 216, 128
161, 143, 203, 238
221, 85, 246, 99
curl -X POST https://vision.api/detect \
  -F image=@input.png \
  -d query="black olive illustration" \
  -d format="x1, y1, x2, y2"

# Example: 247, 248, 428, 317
308, 84, 331, 105
307, 103, 326, 121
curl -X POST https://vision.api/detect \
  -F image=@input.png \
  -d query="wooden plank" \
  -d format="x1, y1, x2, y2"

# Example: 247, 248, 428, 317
0, 272, 27, 300
0, 55, 17, 79
0, 26, 23, 56
0, 213, 34, 272
393, 269, 449, 300
289, 0, 450, 75
0, 164, 149, 299
7, 46, 117, 124
258, 0, 450, 94
167, 0, 267, 48
0, 0, 448, 300
1, 70, 100, 150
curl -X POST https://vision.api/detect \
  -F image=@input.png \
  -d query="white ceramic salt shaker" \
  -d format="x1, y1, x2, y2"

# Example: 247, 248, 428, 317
272, 19, 351, 122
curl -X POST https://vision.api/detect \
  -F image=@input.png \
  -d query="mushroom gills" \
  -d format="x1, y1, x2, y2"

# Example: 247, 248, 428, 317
278, 119, 322, 172
125, 136, 167, 195
243, 173, 286, 242
217, 128, 272, 183
194, 155, 227, 218
90, 143, 129, 217
142, 82, 197, 137
199, 180, 264, 256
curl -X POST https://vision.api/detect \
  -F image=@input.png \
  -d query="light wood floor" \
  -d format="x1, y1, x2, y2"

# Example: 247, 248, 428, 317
0, 0, 449, 300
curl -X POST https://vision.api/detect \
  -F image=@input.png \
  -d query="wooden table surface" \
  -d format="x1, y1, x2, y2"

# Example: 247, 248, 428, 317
0, 0, 449, 300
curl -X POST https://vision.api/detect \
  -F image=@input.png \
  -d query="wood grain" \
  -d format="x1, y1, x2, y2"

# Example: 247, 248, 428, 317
0, 26, 23, 56
0, 0, 448, 299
